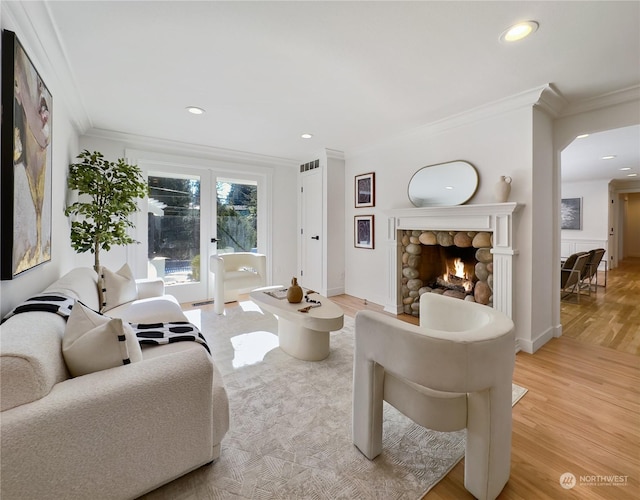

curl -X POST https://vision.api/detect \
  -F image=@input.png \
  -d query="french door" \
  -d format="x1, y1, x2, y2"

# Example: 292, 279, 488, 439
131, 154, 268, 305
145, 169, 215, 303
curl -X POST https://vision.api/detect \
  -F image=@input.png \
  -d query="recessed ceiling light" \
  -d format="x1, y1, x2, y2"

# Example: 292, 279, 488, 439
301, 133, 313, 139
620, 167, 631, 171
628, 173, 638, 177
186, 106, 205, 115
602, 155, 616, 160
499, 21, 539, 42
576, 134, 589, 139
445, 186, 454, 190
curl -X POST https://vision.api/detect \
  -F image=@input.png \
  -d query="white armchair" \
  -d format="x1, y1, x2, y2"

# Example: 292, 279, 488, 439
210, 252, 266, 314
353, 293, 515, 500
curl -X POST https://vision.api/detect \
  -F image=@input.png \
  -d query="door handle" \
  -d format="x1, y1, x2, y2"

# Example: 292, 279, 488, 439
311, 235, 320, 240
211, 237, 219, 243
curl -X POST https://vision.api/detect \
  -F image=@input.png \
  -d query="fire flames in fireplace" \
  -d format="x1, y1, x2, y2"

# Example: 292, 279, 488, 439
440, 258, 474, 293
412, 244, 478, 298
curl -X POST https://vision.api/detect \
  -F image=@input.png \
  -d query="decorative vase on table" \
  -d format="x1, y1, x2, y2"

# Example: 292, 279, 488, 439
494, 175, 512, 203
287, 277, 304, 303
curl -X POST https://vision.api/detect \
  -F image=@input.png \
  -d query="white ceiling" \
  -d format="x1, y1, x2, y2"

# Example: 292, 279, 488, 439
39, 1, 640, 178
561, 124, 640, 183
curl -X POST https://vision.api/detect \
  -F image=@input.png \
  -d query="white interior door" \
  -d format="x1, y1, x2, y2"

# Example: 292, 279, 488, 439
300, 169, 323, 292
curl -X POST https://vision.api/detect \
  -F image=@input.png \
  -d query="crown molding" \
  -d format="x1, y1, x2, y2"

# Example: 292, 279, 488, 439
534, 84, 568, 118
346, 85, 560, 159
560, 85, 640, 118
325, 148, 345, 161
3, 0, 92, 133
84, 128, 300, 169
299, 148, 345, 164
610, 178, 640, 192
416, 85, 555, 134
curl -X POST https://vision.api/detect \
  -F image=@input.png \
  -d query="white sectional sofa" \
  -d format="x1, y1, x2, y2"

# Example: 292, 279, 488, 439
0, 267, 229, 500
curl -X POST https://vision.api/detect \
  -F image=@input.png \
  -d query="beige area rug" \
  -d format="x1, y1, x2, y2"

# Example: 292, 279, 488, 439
143, 301, 527, 500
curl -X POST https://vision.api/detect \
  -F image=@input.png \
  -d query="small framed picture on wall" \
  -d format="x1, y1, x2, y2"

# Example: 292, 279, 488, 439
355, 172, 375, 208
354, 215, 374, 249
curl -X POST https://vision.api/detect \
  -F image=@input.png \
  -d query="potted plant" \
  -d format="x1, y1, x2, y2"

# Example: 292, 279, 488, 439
64, 150, 148, 272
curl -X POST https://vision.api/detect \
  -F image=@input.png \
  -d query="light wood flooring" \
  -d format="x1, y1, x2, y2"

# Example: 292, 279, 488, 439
189, 259, 639, 498
560, 258, 640, 355
331, 258, 640, 499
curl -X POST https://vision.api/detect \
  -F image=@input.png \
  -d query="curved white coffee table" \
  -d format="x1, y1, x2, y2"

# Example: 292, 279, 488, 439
250, 286, 344, 361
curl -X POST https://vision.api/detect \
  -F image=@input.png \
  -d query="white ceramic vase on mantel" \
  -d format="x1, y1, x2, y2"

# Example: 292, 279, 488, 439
494, 175, 512, 203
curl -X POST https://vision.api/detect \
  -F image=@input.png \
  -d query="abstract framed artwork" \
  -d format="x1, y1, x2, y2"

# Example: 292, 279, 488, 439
355, 172, 375, 208
354, 215, 374, 249
561, 197, 582, 230
1, 30, 53, 279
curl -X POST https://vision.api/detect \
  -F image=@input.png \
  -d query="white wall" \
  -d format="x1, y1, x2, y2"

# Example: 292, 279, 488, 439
530, 108, 555, 351
323, 150, 346, 296
560, 179, 609, 257
344, 97, 546, 350
1, 9, 80, 317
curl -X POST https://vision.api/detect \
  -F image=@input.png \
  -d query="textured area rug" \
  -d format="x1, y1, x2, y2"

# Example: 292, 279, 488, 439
143, 301, 527, 499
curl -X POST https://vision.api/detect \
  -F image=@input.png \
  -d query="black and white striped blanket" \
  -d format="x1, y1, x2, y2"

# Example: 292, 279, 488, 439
130, 321, 210, 354
1, 293, 210, 354
1, 293, 75, 323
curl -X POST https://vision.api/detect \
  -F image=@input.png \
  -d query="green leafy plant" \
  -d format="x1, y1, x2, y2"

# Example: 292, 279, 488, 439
191, 254, 200, 281
64, 150, 148, 272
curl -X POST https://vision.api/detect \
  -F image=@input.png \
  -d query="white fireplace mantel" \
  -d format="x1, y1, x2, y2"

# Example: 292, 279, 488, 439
385, 202, 522, 318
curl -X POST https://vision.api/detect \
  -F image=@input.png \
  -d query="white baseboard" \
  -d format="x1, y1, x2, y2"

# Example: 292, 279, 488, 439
518, 326, 556, 354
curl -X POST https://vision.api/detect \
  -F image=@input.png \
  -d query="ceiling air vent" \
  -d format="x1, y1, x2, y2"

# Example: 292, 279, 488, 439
300, 159, 320, 173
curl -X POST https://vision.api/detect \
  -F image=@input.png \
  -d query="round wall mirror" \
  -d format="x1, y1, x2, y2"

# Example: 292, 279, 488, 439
408, 160, 479, 207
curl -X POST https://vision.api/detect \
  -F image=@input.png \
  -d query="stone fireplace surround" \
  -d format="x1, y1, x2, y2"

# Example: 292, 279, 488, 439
399, 229, 494, 315
385, 203, 521, 319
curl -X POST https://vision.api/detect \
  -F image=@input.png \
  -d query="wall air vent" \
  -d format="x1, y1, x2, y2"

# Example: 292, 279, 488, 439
300, 159, 320, 173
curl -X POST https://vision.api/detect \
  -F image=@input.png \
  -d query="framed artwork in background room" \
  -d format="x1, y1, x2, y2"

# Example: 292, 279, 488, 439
355, 172, 375, 208
1, 30, 53, 280
561, 197, 582, 230
354, 215, 374, 249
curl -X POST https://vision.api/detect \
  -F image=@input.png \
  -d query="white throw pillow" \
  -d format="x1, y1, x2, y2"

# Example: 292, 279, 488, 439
63, 302, 143, 377
100, 264, 137, 312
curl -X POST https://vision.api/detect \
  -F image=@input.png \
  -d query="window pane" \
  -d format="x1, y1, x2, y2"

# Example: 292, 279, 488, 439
148, 174, 201, 285
216, 180, 257, 253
